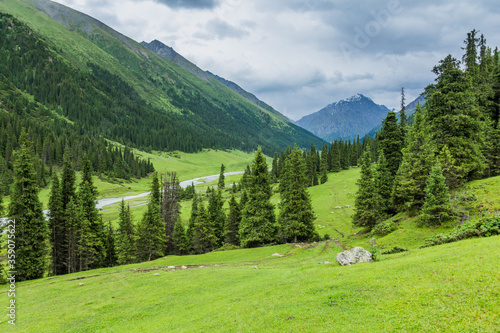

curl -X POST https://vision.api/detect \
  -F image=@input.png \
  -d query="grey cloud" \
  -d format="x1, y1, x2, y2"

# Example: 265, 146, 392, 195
194, 18, 249, 40
153, 0, 219, 10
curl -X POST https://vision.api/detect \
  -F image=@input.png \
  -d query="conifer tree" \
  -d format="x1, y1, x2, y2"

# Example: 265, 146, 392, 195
8, 130, 48, 281
224, 193, 241, 246
378, 112, 404, 178
207, 188, 226, 246
271, 152, 279, 181
352, 147, 378, 229
161, 171, 181, 254
399, 87, 407, 134
48, 174, 65, 275
79, 157, 106, 269
420, 164, 453, 226
192, 202, 217, 254
374, 150, 393, 216
116, 199, 136, 265
186, 192, 199, 251
320, 142, 329, 184
239, 147, 276, 248
392, 104, 436, 213
172, 218, 189, 255
425, 54, 485, 187
218, 164, 225, 189
136, 174, 165, 261
65, 197, 83, 274
278, 145, 316, 243
105, 223, 117, 267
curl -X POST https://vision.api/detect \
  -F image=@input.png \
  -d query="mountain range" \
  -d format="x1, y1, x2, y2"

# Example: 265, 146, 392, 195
296, 94, 426, 141
0, 0, 321, 156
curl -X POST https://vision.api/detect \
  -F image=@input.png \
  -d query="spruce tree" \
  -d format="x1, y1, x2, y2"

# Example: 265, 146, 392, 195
218, 164, 225, 189
105, 223, 117, 267
277, 145, 316, 243
172, 218, 189, 255
161, 172, 181, 254
48, 174, 65, 275
425, 54, 485, 188
224, 193, 241, 246
271, 152, 279, 181
352, 147, 378, 229
392, 104, 436, 213
320, 142, 328, 184
136, 174, 165, 261
79, 157, 106, 269
400, 87, 407, 135
8, 130, 48, 281
374, 150, 393, 216
378, 111, 404, 177
207, 188, 226, 246
192, 202, 217, 254
420, 164, 453, 226
116, 199, 136, 265
239, 147, 276, 248
186, 192, 199, 251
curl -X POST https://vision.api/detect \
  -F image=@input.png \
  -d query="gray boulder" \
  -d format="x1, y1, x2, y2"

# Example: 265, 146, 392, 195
336, 247, 373, 266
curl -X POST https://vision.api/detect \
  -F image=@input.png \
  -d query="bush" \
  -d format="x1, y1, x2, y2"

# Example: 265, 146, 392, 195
372, 220, 397, 236
382, 246, 408, 255
422, 216, 500, 248
323, 234, 331, 241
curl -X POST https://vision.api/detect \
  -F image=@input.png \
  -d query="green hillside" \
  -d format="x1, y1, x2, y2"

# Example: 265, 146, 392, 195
0, 0, 321, 155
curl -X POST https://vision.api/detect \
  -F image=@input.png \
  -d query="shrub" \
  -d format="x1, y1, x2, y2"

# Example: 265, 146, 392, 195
422, 216, 500, 248
372, 220, 397, 236
382, 246, 408, 255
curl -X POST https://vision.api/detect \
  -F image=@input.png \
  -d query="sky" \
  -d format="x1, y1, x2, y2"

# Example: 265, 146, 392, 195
52, 0, 500, 120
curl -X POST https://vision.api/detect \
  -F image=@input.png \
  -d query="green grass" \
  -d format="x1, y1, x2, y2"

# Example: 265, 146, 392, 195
3, 236, 499, 332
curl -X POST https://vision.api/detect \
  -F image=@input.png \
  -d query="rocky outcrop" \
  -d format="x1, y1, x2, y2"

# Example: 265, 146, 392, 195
336, 247, 373, 266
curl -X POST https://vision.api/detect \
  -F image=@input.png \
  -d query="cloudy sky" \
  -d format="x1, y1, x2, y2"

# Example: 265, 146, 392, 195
52, 0, 500, 120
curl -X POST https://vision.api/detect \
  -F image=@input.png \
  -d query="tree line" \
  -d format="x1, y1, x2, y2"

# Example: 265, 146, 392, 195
353, 30, 500, 231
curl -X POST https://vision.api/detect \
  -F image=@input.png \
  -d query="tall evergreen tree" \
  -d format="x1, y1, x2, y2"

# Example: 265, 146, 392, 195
374, 150, 393, 216
378, 112, 404, 178
8, 130, 48, 281
392, 104, 436, 213
186, 192, 199, 251
425, 54, 485, 188
320, 142, 329, 184
278, 145, 316, 243
400, 87, 407, 134
420, 164, 453, 226
116, 199, 136, 265
218, 164, 226, 189
78, 156, 106, 269
172, 218, 189, 255
271, 152, 279, 181
224, 193, 242, 246
192, 202, 217, 254
207, 188, 226, 246
136, 174, 165, 261
48, 174, 65, 276
352, 146, 378, 229
239, 147, 276, 248
105, 223, 117, 267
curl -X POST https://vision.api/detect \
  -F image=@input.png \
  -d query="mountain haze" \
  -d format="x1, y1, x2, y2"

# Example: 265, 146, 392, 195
296, 94, 390, 141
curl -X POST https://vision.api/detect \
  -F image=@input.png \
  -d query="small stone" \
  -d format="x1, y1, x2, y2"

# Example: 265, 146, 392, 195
181, 266, 187, 269
324, 261, 331, 265
168, 266, 175, 269
153, 273, 160, 276
78, 283, 84, 286
336, 247, 373, 266
252, 266, 258, 269
271, 253, 284, 257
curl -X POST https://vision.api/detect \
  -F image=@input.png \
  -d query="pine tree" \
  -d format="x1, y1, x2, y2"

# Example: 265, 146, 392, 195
192, 202, 217, 254
420, 164, 453, 226
278, 145, 316, 243
78, 157, 106, 269
352, 146, 378, 229
172, 218, 189, 255
105, 223, 117, 267
136, 174, 165, 261
374, 150, 393, 216
65, 197, 83, 274
378, 111, 404, 177
116, 199, 136, 265
207, 188, 226, 246
224, 193, 241, 246
186, 192, 199, 251
8, 130, 48, 281
239, 147, 276, 248
400, 87, 407, 135
392, 104, 436, 213
320, 142, 328, 184
218, 164, 225, 189
271, 152, 279, 181
48, 174, 65, 275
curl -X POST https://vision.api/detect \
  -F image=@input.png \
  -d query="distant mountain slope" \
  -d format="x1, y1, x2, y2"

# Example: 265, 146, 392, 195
0, 0, 321, 155
141, 39, 282, 115
296, 94, 390, 141
365, 95, 426, 138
